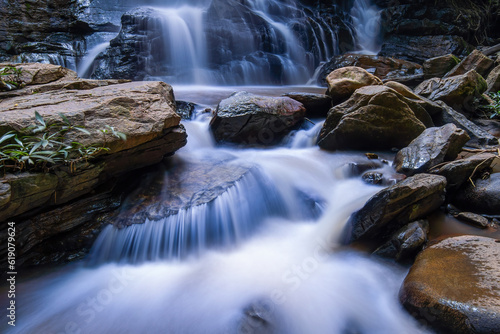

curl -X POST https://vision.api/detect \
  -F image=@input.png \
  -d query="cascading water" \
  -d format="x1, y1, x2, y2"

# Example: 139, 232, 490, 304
350, 0, 382, 54
78, 0, 340, 85
2, 88, 431, 334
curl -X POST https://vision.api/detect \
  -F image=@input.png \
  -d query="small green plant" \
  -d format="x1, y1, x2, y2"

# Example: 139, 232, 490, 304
484, 91, 500, 119
0, 112, 126, 174
0, 66, 24, 91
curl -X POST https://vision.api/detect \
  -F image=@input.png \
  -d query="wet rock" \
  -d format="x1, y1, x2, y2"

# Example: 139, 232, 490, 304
486, 64, 500, 93
176, 101, 196, 120
433, 102, 499, 148
454, 173, 500, 215
423, 54, 460, 79
379, 35, 471, 64
373, 220, 429, 262
400, 235, 500, 334
361, 171, 404, 186
282, 92, 332, 118
345, 160, 384, 177
393, 124, 470, 176
414, 70, 488, 112
342, 174, 446, 243
318, 85, 428, 151
325, 66, 382, 105
454, 212, 490, 229
210, 91, 305, 146
319, 53, 422, 83
445, 49, 494, 78
430, 153, 497, 191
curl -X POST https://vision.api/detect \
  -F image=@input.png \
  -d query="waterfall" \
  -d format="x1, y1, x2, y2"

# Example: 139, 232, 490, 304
350, 0, 382, 54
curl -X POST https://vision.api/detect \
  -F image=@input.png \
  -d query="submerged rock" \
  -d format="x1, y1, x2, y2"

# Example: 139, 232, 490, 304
342, 174, 446, 243
454, 212, 490, 229
400, 235, 500, 334
393, 124, 470, 176
210, 91, 305, 146
318, 85, 428, 151
325, 66, 383, 105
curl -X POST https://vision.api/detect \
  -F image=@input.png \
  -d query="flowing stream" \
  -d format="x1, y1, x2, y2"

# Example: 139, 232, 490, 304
2, 86, 429, 334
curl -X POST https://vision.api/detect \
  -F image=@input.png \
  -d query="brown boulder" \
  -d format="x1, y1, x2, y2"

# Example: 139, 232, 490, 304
326, 66, 382, 104
400, 236, 500, 334
453, 173, 500, 215
423, 54, 460, 79
445, 49, 494, 78
0, 62, 77, 86
486, 64, 500, 93
318, 85, 428, 151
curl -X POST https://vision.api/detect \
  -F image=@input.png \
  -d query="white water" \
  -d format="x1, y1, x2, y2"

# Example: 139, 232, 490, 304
3, 87, 430, 334
78, 42, 110, 78
350, 0, 382, 54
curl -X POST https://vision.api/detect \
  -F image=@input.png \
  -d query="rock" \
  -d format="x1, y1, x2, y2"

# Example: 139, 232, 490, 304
445, 49, 494, 78
113, 157, 255, 227
454, 173, 500, 215
342, 174, 446, 243
423, 54, 460, 79
209, 91, 305, 146
384, 81, 444, 116
400, 236, 500, 334
414, 70, 488, 112
373, 220, 429, 262
0, 79, 187, 222
394, 124, 470, 176
379, 35, 471, 64
282, 92, 332, 118
454, 212, 490, 229
486, 64, 500, 93
318, 53, 422, 84
176, 100, 196, 120
318, 85, 428, 151
430, 153, 497, 191
325, 66, 383, 105
361, 171, 405, 186
433, 101, 499, 148
344, 160, 384, 177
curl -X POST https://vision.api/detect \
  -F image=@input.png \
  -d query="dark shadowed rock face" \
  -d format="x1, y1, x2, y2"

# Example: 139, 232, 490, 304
400, 235, 500, 334
393, 124, 470, 176
423, 54, 460, 79
282, 92, 332, 118
210, 91, 306, 146
444, 49, 494, 78
342, 174, 446, 244
453, 173, 500, 215
318, 85, 428, 151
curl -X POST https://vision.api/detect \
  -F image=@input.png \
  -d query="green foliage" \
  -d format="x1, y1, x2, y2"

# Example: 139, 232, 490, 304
484, 91, 500, 119
0, 112, 127, 174
0, 66, 24, 91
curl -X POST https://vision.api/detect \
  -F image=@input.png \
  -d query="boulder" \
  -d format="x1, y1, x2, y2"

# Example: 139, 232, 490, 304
210, 91, 305, 146
486, 64, 500, 93
423, 54, 460, 79
282, 92, 332, 118
0, 79, 187, 222
342, 174, 446, 243
430, 153, 497, 191
393, 124, 470, 176
433, 101, 499, 148
373, 220, 429, 262
400, 236, 500, 334
0, 62, 77, 86
384, 81, 444, 116
318, 85, 428, 151
325, 66, 382, 104
453, 173, 500, 215
414, 70, 488, 112
445, 49, 494, 78
176, 100, 196, 120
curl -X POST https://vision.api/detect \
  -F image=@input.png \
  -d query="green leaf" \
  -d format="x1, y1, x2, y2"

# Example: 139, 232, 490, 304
58, 113, 71, 125
0, 132, 16, 145
34, 111, 46, 127
74, 127, 91, 135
